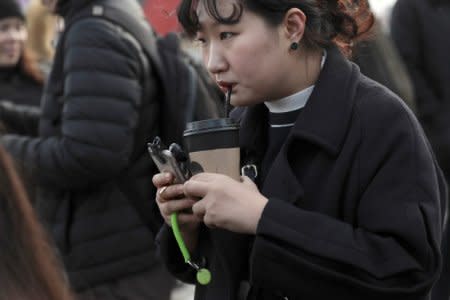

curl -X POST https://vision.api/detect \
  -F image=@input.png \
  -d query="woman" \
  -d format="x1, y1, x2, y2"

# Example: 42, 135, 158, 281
0, 0, 44, 106
153, 0, 447, 299
0, 145, 73, 300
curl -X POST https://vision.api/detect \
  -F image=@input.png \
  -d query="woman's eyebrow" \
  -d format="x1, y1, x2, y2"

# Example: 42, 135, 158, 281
197, 11, 221, 30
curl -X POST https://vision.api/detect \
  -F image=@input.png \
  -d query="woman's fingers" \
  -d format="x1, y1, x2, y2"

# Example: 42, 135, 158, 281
160, 199, 200, 227
191, 198, 206, 218
159, 198, 196, 217
184, 178, 213, 198
157, 183, 185, 203
176, 212, 202, 225
190, 172, 222, 182
152, 172, 174, 188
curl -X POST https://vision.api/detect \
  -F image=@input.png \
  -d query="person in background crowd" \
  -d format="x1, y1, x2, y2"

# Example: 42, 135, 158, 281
0, 0, 176, 299
25, 0, 57, 76
0, 0, 44, 107
153, 0, 447, 299
351, 18, 415, 111
391, 1, 450, 299
0, 144, 73, 300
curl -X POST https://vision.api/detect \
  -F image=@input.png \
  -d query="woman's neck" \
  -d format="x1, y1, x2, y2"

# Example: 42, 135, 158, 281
297, 49, 323, 89
283, 49, 323, 97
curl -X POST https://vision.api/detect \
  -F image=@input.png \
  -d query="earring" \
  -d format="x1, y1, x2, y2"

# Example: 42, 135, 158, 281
290, 42, 299, 51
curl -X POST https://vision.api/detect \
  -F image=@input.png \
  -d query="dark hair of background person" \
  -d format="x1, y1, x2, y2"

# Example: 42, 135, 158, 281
178, 0, 375, 56
0, 145, 72, 300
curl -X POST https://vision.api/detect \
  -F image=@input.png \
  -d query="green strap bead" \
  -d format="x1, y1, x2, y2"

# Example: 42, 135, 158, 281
196, 268, 212, 285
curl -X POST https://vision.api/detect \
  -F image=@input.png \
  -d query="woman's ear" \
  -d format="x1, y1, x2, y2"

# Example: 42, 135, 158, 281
282, 8, 307, 46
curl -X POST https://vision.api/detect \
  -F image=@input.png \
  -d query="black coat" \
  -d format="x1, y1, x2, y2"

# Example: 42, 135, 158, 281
157, 46, 447, 300
391, 0, 450, 176
1, 0, 164, 291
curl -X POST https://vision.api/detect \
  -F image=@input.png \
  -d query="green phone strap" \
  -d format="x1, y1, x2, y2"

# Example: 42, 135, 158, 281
171, 213, 211, 285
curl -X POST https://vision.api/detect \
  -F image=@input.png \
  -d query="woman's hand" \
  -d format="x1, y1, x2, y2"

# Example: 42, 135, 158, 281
184, 173, 269, 234
152, 172, 202, 232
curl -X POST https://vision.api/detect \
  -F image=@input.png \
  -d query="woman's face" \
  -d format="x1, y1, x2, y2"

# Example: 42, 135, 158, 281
0, 17, 27, 68
195, 0, 294, 107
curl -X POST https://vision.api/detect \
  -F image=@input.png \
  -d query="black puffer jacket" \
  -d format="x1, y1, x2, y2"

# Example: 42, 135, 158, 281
0, 66, 42, 106
1, 0, 163, 290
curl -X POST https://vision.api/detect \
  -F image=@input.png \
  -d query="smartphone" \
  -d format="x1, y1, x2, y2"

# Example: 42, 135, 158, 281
148, 137, 191, 184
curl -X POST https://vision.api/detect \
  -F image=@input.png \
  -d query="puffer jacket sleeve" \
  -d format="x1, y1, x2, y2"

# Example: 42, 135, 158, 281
0, 100, 40, 135
1, 18, 146, 190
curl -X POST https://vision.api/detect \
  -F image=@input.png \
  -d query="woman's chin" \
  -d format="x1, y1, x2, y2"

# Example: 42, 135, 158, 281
231, 95, 265, 107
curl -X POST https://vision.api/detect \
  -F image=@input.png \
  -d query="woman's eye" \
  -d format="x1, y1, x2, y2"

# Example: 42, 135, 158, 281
194, 37, 207, 47
0, 25, 9, 32
219, 32, 234, 40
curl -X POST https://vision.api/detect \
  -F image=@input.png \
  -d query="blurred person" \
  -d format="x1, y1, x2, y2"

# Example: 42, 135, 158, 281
352, 19, 415, 111
25, 0, 57, 75
0, 0, 177, 299
392, 1, 450, 300
0, 0, 44, 106
392, 0, 450, 177
0, 144, 73, 300
153, 0, 447, 299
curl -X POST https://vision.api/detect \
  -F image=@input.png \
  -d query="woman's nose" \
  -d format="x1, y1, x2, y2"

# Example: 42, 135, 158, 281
205, 44, 227, 75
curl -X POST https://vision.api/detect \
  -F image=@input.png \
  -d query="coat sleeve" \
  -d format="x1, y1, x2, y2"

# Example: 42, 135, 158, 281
391, 0, 439, 119
249, 96, 444, 299
0, 19, 146, 190
0, 101, 40, 135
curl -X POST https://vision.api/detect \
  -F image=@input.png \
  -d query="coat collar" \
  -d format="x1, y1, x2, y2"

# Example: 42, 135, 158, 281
238, 45, 360, 160
288, 45, 360, 156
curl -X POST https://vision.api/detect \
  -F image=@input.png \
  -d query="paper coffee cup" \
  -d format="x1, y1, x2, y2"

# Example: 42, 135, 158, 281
183, 118, 240, 180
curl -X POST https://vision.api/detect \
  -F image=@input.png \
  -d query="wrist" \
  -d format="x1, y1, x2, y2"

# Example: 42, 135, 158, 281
250, 196, 269, 234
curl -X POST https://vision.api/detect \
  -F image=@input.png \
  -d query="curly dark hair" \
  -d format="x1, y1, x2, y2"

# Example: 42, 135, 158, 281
178, 0, 374, 56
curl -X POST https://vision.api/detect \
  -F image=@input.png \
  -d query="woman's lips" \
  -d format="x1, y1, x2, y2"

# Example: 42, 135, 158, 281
217, 82, 236, 93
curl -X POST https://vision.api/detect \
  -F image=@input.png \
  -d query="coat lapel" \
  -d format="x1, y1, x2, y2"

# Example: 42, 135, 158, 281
252, 46, 360, 204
